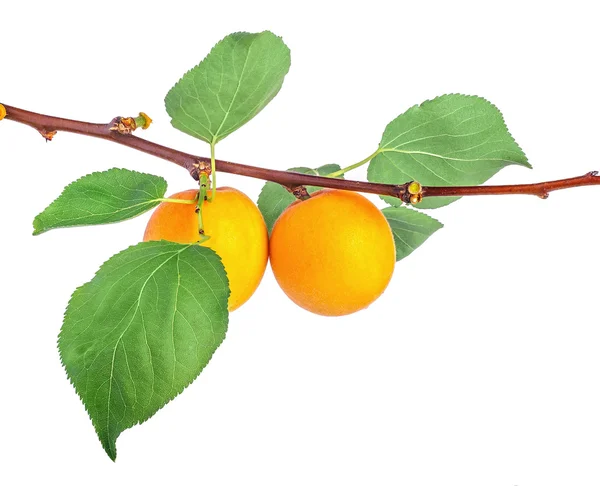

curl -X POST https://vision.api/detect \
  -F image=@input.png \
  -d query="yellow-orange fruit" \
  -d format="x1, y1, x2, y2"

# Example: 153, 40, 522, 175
144, 187, 268, 311
269, 189, 396, 316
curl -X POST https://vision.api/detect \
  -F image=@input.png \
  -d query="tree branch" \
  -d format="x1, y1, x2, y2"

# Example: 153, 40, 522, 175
2, 103, 599, 203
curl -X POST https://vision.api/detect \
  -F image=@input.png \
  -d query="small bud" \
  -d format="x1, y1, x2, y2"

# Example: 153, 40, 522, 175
39, 129, 57, 142
410, 194, 422, 205
138, 112, 152, 130
408, 181, 422, 195
109, 117, 137, 134
0, 104, 6, 121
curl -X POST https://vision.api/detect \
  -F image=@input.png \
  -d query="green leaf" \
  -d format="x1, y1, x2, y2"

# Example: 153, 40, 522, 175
257, 164, 343, 234
33, 168, 167, 235
58, 241, 229, 460
165, 31, 291, 145
367, 94, 530, 209
382, 206, 443, 261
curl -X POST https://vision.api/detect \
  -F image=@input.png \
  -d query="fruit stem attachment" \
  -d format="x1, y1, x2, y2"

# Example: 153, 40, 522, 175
196, 234, 211, 244
326, 149, 381, 178
286, 185, 311, 200
0, 104, 6, 121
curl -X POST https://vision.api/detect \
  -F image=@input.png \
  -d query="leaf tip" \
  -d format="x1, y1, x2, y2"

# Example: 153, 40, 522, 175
32, 214, 48, 235
102, 439, 117, 462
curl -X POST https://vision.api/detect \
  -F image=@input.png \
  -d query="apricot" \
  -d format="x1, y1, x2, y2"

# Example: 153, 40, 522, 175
269, 189, 396, 316
144, 187, 268, 311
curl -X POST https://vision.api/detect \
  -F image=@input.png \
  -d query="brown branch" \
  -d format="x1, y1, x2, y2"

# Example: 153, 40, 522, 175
422, 171, 600, 199
2, 103, 600, 203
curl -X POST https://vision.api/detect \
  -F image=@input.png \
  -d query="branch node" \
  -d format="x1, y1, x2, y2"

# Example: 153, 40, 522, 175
38, 128, 57, 142
109, 116, 138, 135
196, 160, 212, 175
190, 159, 212, 181
538, 192, 550, 200
286, 185, 311, 201
399, 181, 423, 204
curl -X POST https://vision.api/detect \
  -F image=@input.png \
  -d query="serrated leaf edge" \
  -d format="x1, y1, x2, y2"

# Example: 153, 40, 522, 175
382, 206, 444, 260
377, 93, 530, 169
33, 168, 167, 235
164, 30, 291, 144
57, 241, 229, 461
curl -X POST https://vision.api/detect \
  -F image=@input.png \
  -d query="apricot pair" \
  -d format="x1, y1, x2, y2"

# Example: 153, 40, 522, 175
144, 187, 395, 315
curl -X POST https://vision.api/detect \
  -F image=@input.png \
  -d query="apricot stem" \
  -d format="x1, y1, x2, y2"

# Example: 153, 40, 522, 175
197, 173, 209, 237
196, 234, 211, 244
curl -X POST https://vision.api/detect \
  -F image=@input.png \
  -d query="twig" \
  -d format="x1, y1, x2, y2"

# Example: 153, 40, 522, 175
2, 103, 599, 202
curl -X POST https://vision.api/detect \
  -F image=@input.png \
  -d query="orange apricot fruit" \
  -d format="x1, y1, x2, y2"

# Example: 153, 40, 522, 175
144, 187, 268, 311
269, 189, 396, 316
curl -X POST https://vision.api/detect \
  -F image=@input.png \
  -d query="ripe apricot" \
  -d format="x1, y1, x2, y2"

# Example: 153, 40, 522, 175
269, 189, 396, 316
144, 187, 268, 311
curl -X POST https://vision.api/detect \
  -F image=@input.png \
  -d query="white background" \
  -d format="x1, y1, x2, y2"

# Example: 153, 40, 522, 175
1, 1, 599, 484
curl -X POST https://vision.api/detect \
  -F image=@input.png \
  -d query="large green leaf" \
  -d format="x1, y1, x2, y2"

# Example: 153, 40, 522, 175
165, 31, 291, 144
367, 94, 530, 209
381, 206, 443, 261
58, 241, 229, 460
33, 168, 167, 235
257, 164, 342, 234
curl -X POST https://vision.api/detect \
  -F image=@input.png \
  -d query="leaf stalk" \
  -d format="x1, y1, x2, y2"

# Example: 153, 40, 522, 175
326, 149, 381, 178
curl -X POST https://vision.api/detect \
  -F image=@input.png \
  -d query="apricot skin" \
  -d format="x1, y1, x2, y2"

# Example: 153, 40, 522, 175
144, 187, 269, 311
269, 189, 396, 316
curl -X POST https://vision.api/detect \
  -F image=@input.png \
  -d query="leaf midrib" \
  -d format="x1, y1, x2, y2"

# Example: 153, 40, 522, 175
212, 36, 254, 144
105, 245, 190, 454
378, 148, 526, 165
382, 103, 472, 149
40, 199, 160, 223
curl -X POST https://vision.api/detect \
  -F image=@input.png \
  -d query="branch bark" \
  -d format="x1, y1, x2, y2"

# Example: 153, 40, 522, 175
2, 103, 599, 202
